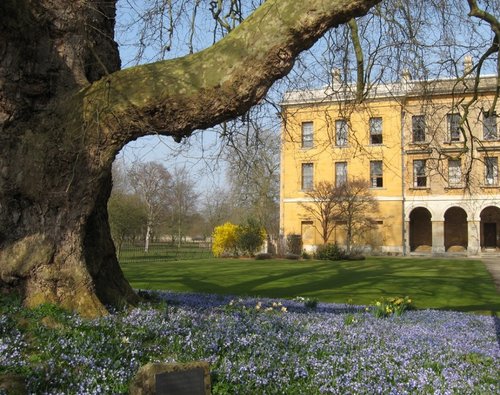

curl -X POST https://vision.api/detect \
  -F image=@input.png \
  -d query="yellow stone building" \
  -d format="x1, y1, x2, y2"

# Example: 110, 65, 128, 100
280, 71, 499, 256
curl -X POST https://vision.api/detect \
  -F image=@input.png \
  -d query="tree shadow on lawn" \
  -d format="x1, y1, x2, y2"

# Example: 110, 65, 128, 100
124, 258, 499, 313
176, 263, 334, 295
174, 264, 500, 314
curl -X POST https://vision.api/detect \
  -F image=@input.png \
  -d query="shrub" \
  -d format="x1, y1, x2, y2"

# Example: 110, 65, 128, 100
255, 252, 272, 260
212, 222, 239, 257
286, 234, 302, 255
301, 250, 311, 259
285, 253, 301, 260
236, 218, 266, 256
294, 296, 319, 309
314, 243, 347, 261
347, 254, 366, 261
305, 298, 319, 309
212, 220, 266, 257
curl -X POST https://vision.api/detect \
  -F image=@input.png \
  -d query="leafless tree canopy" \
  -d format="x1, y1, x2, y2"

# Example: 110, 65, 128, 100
300, 181, 342, 244
117, 1, 499, 190
129, 162, 171, 251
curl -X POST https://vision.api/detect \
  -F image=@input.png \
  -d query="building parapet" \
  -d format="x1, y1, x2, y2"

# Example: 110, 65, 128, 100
282, 75, 498, 106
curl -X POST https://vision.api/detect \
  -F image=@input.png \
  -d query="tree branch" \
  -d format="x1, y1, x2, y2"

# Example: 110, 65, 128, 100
466, 0, 500, 113
348, 18, 365, 102
82, 0, 381, 149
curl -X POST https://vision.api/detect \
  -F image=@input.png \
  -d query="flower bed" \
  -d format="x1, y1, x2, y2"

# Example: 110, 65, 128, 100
1, 291, 499, 394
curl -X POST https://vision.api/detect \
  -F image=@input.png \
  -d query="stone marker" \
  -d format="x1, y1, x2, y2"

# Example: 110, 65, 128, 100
0, 373, 27, 395
129, 362, 211, 395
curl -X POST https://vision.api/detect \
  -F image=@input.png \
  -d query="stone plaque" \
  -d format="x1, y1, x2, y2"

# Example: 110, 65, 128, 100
129, 361, 211, 395
156, 367, 205, 395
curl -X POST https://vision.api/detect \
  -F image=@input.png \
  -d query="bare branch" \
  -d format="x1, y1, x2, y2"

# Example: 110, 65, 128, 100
85, 0, 381, 151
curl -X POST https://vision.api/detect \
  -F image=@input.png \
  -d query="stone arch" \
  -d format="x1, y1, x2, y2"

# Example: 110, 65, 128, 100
480, 206, 500, 249
444, 207, 468, 252
409, 207, 432, 252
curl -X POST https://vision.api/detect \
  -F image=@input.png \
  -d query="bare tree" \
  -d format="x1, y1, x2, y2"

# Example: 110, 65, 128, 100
224, 125, 280, 239
111, 161, 130, 194
299, 181, 341, 245
335, 179, 379, 254
282, 0, 499, 172
108, 192, 147, 257
129, 162, 171, 252
201, 187, 234, 235
164, 167, 200, 247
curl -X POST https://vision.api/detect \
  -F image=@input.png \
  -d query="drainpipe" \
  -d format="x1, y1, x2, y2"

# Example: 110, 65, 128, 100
401, 109, 407, 256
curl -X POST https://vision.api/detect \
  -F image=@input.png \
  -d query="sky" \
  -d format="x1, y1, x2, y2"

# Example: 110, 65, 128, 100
114, 130, 228, 193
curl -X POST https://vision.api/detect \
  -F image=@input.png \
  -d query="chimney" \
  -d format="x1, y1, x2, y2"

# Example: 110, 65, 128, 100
331, 68, 341, 88
464, 55, 473, 76
401, 69, 412, 92
401, 69, 412, 83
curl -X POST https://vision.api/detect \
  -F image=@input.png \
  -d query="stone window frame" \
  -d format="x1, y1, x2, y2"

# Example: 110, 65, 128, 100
301, 162, 314, 191
484, 156, 498, 186
335, 161, 347, 187
370, 160, 383, 188
301, 121, 314, 148
413, 159, 428, 188
369, 117, 383, 145
335, 119, 348, 147
412, 115, 426, 143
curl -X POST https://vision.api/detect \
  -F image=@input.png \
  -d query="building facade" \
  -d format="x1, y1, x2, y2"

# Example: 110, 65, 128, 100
280, 73, 499, 256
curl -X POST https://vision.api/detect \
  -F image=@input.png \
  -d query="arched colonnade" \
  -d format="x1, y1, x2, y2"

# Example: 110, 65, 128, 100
405, 203, 500, 254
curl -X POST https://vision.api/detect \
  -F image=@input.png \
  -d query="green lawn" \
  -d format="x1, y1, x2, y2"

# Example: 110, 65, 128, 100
120, 257, 500, 314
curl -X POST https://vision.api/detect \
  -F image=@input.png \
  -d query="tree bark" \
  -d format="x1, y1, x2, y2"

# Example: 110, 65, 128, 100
0, 0, 379, 316
144, 222, 151, 253
0, 0, 138, 316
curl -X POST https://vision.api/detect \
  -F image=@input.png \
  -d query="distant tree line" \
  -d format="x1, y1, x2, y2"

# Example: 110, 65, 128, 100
109, 161, 200, 256
109, 147, 279, 256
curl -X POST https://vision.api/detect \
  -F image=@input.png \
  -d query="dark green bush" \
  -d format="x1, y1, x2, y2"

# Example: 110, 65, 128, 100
255, 252, 272, 260
285, 253, 301, 260
347, 254, 366, 261
314, 243, 347, 261
286, 234, 302, 255
236, 218, 266, 256
304, 298, 319, 309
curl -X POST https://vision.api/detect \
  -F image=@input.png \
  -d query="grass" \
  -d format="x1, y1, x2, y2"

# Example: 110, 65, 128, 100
120, 256, 500, 315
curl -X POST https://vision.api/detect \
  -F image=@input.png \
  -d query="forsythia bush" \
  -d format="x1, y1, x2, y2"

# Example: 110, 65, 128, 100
212, 222, 239, 257
212, 220, 266, 257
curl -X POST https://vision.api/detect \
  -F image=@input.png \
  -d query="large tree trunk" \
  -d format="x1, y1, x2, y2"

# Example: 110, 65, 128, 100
0, 0, 138, 316
0, 0, 379, 316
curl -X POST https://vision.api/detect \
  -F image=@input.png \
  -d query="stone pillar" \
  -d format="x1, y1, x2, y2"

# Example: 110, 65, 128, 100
467, 220, 481, 256
404, 220, 411, 255
432, 220, 445, 255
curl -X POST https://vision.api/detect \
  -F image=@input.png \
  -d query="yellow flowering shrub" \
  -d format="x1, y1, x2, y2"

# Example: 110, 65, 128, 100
212, 222, 239, 257
212, 219, 266, 257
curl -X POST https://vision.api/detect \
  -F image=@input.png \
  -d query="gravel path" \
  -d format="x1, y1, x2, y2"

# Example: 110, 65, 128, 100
483, 258, 500, 293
